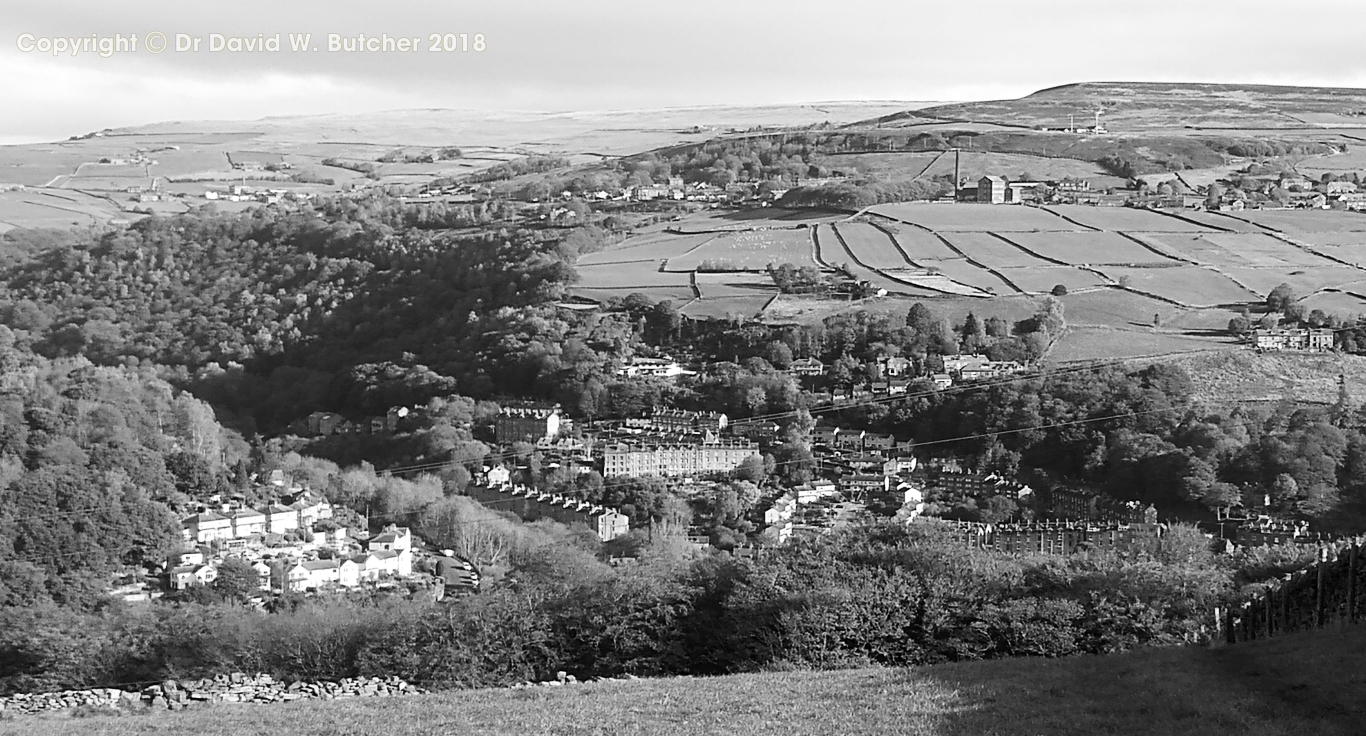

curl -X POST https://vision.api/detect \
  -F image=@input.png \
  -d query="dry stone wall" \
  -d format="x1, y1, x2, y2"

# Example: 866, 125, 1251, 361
0, 673, 422, 717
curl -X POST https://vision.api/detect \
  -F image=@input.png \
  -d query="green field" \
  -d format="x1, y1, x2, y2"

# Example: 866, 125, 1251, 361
1199, 233, 1339, 268
667, 208, 842, 234
0, 190, 122, 230
1170, 209, 1270, 233
922, 257, 1021, 295
1100, 265, 1260, 306
1003, 231, 1174, 265
693, 271, 776, 298
1298, 290, 1366, 317
940, 232, 1050, 267
1222, 266, 1363, 296
870, 203, 1083, 232
679, 294, 772, 320
832, 222, 911, 269
1292, 232, 1366, 268
666, 229, 817, 271
1055, 288, 1184, 328
569, 286, 697, 303
1222, 209, 1366, 233
13, 624, 1366, 736
577, 233, 717, 266
876, 224, 960, 260
1043, 204, 1211, 232
576, 261, 693, 289
999, 265, 1109, 293
1138, 233, 1261, 267
1051, 326, 1235, 362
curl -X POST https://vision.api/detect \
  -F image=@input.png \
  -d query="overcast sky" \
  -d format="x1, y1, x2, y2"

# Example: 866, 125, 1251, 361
5, 0, 1366, 143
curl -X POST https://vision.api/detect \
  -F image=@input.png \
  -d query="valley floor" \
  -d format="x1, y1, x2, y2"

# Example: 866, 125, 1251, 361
7, 623, 1366, 736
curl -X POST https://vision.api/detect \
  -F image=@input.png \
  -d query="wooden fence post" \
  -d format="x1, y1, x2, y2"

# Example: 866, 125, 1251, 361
1282, 576, 1292, 632
1211, 605, 1222, 646
1265, 590, 1274, 638
1349, 543, 1359, 625
1317, 546, 1329, 628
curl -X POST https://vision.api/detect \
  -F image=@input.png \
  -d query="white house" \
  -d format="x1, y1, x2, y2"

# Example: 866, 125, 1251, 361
287, 559, 341, 591
485, 464, 512, 488
230, 508, 267, 538
266, 503, 299, 534
367, 525, 412, 552
184, 511, 233, 544
250, 560, 273, 591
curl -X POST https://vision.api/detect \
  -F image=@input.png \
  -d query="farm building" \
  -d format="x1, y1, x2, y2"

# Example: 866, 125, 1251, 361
1251, 327, 1334, 352
978, 175, 1006, 204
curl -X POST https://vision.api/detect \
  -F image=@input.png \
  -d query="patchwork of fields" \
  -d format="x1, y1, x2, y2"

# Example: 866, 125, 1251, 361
573, 203, 1366, 357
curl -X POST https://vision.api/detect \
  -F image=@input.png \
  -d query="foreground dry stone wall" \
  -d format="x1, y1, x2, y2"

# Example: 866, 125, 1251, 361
0, 673, 422, 716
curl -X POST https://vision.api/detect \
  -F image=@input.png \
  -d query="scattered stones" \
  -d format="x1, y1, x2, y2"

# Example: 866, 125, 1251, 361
0, 673, 424, 718
508, 673, 630, 690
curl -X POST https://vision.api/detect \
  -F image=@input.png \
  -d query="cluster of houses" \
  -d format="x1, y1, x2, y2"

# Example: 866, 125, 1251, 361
465, 483, 631, 541
941, 513, 1166, 555
1209, 173, 1365, 212
1248, 326, 1336, 352
167, 524, 417, 594
160, 468, 431, 598
1232, 516, 1338, 547
755, 472, 926, 545
604, 408, 758, 478
959, 167, 1366, 212
181, 489, 334, 545
296, 406, 411, 438
787, 353, 1028, 395
203, 185, 312, 205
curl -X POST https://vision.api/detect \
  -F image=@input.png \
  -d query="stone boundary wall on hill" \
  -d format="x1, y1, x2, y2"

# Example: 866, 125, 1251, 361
0, 673, 422, 717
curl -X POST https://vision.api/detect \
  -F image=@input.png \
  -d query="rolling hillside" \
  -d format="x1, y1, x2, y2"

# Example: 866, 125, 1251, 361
11, 624, 1366, 736
901, 81, 1366, 131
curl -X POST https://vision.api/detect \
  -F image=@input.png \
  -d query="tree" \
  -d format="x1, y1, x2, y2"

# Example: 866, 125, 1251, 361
735, 455, 767, 483
764, 341, 794, 370
164, 450, 222, 498
1269, 473, 1300, 509
828, 355, 860, 389
1267, 283, 1297, 314
960, 312, 987, 354
1051, 284, 1068, 296
213, 558, 263, 603
646, 301, 681, 344
1227, 315, 1251, 336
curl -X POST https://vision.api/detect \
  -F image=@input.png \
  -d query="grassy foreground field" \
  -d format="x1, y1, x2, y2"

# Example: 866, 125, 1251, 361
9, 624, 1366, 736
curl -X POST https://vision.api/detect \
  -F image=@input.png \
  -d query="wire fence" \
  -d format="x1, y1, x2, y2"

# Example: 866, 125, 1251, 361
1213, 536, 1366, 645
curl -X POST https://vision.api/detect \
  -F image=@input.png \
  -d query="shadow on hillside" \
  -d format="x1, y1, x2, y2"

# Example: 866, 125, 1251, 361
903, 632, 1366, 736
714, 208, 842, 223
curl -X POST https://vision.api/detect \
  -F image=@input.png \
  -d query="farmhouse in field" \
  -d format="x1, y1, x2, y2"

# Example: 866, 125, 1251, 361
1250, 327, 1334, 352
